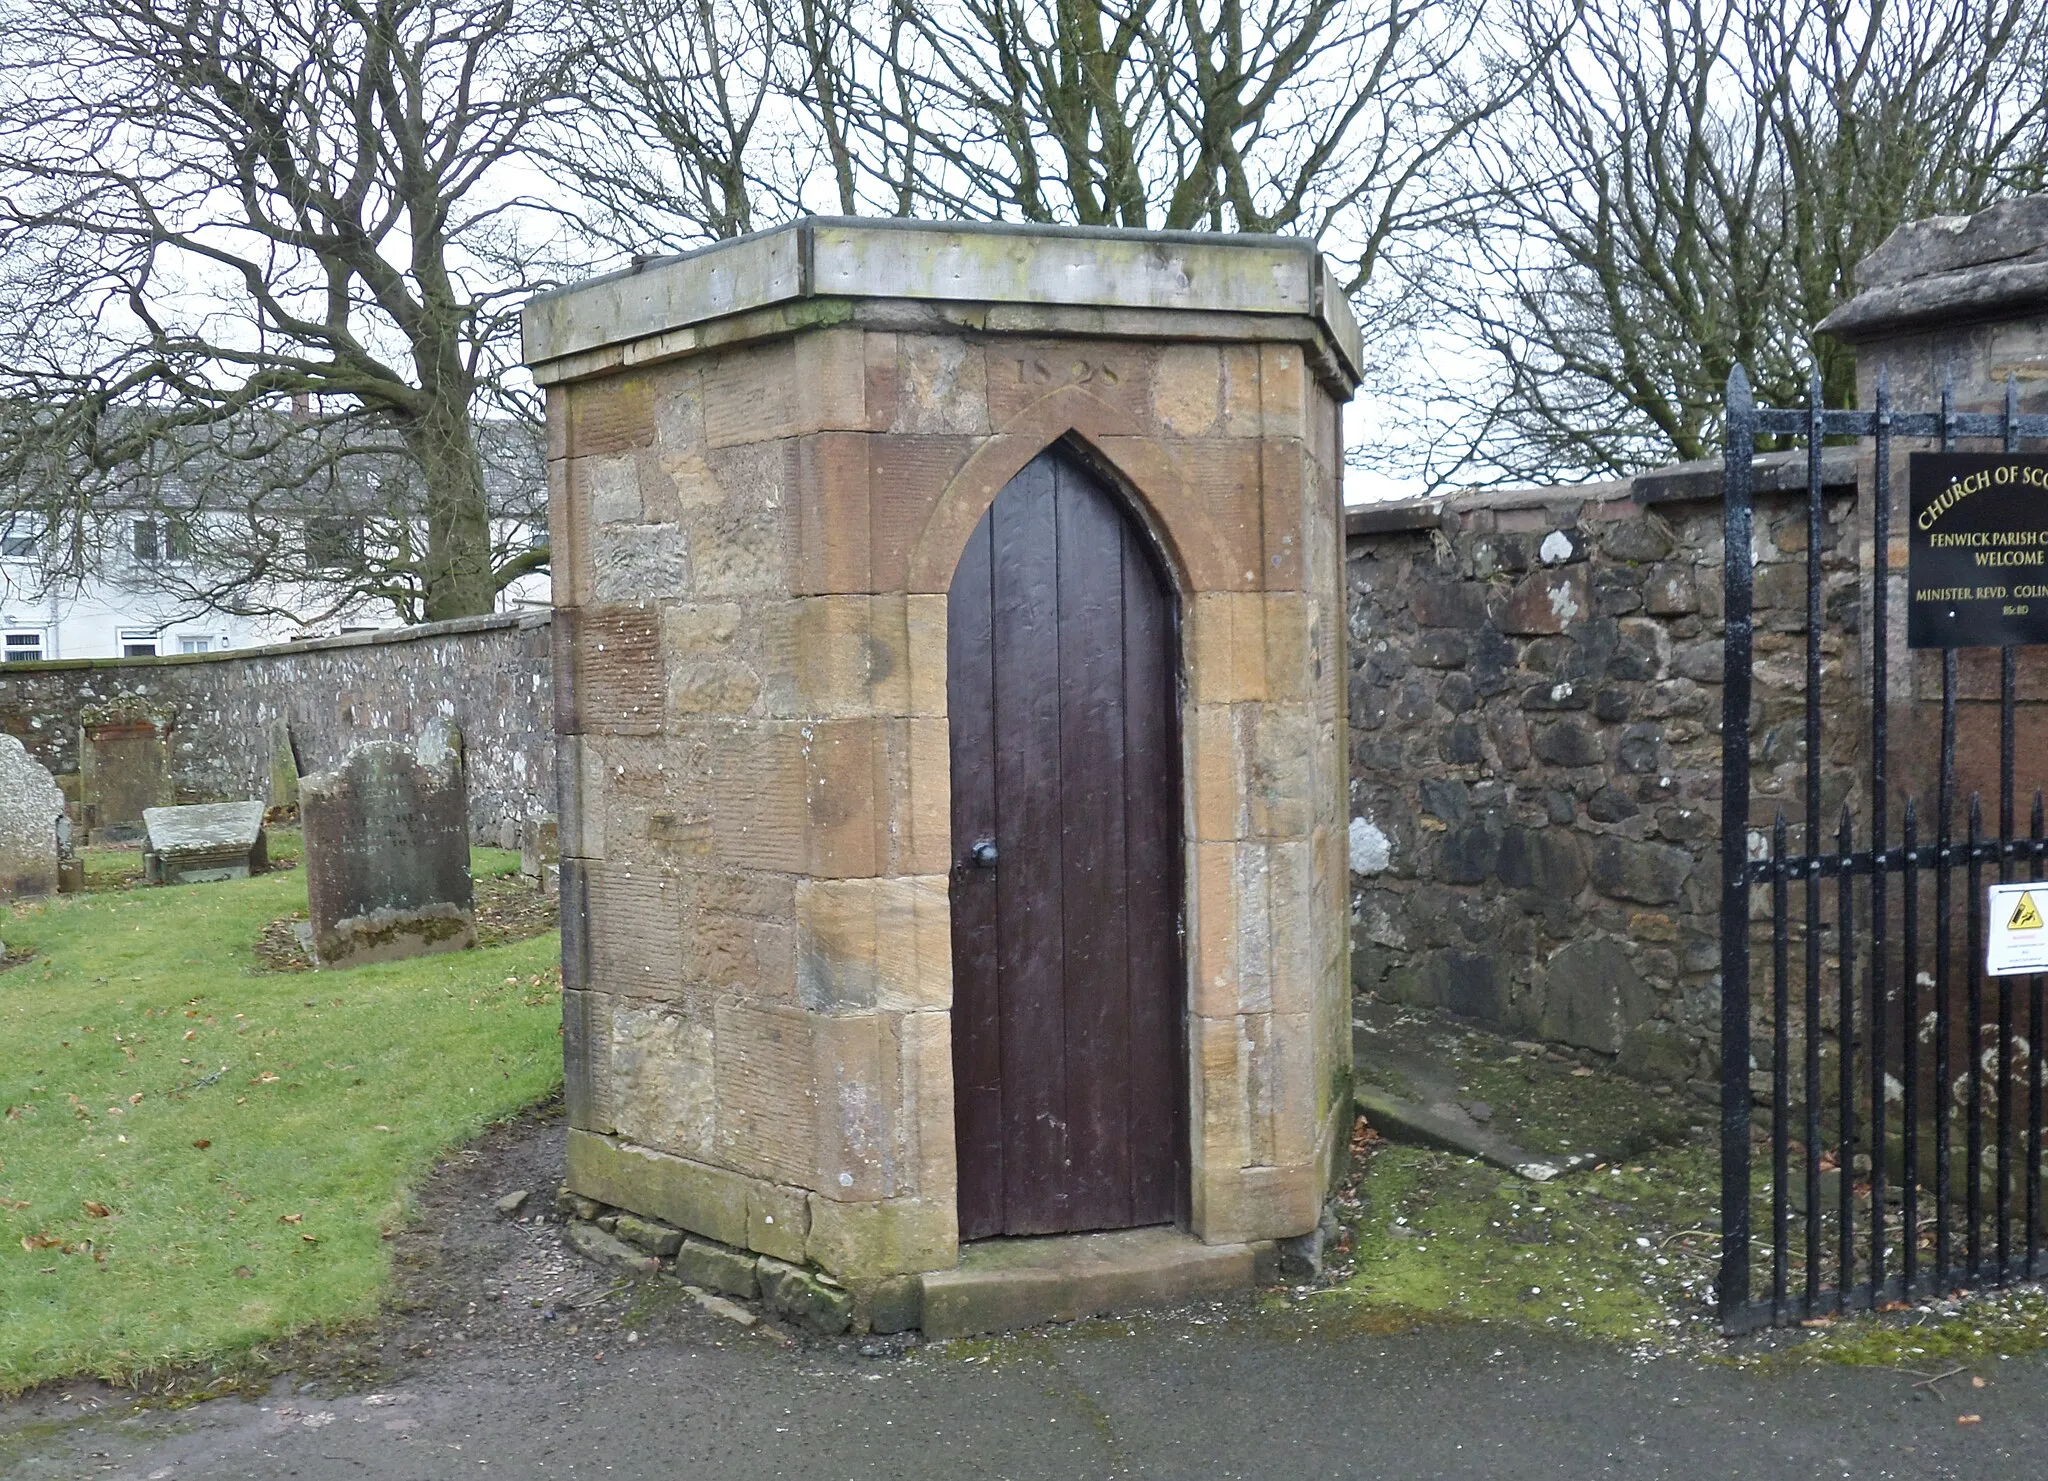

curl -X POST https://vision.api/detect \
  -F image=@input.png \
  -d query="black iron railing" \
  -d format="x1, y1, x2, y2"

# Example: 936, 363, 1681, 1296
1720, 368, 2048, 1332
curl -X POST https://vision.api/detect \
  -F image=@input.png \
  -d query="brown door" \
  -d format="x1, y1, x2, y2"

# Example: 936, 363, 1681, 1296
947, 446, 1185, 1240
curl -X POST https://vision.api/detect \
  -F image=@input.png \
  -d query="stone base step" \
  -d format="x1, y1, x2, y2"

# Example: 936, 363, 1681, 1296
919, 1225, 1267, 1339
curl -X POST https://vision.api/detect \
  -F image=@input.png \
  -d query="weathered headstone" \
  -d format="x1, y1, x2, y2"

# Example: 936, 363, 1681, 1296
0, 735, 66, 899
301, 735, 474, 967
266, 717, 301, 818
520, 816, 559, 899
55, 814, 83, 894
79, 698, 175, 842
142, 801, 269, 884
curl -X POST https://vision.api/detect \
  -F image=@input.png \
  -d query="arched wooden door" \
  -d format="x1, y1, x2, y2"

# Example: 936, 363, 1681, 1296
946, 446, 1185, 1240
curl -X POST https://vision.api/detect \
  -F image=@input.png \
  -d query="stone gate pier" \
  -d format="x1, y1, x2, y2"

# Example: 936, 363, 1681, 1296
524, 219, 1360, 1333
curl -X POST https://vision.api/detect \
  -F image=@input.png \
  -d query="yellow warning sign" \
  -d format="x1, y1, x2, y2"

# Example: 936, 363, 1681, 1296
1989, 883, 2048, 975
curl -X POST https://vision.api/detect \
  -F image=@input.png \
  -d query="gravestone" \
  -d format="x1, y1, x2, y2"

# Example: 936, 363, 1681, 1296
79, 699, 175, 842
519, 816, 559, 898
142, 801, 269, 884
266, 717, 301, 818
56, 813, 83, 893
0, 735, 66, 899
301, 735, 474, 967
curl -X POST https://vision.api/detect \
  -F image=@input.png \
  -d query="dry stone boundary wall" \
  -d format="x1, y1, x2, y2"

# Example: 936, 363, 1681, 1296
1345, 472, 1867, 1097
2, 472, 1864, 1100
0, 611, 553, 845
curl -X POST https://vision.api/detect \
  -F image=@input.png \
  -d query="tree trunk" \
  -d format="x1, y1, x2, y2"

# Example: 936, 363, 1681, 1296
400, 389, 497, 623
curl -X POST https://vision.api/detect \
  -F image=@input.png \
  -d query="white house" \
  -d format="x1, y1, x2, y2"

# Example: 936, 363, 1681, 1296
1, 420, 549, 661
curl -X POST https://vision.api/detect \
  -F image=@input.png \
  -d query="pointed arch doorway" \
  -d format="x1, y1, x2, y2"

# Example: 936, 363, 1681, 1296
946, 444, 1187, 1241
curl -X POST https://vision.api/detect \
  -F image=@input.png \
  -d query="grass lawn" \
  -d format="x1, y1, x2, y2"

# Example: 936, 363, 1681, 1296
0, 840, 562, 1394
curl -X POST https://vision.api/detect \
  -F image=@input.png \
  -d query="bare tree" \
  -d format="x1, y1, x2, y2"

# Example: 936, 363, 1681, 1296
0, 0, 570, 623
542, 0, 805, 250
551, 0, 1555, 308
1408, 0, 2048, 487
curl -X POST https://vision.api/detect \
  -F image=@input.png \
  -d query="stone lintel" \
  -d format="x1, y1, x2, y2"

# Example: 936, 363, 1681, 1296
523, 217, 1362, 387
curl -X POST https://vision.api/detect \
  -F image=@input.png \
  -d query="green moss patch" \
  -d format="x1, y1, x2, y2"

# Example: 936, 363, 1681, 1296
1310, 1135, 1724, 1349
1743, 1287, 2048, 1371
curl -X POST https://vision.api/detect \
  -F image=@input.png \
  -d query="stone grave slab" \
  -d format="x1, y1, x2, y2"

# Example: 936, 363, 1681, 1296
142, 801, 269, 884
0, 735, 66, 899
301, 737, 474, 967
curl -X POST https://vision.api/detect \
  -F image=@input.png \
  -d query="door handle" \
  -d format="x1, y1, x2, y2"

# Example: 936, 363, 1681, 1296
969, 839, 998, 869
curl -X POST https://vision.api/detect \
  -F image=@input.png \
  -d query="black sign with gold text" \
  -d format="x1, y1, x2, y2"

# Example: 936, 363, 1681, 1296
1908, 452, 2048, 648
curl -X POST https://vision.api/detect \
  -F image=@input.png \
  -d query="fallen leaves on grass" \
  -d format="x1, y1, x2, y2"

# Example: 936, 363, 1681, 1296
191, 1139, 211, 1150
82, 1202, 113, 1218
279, 1213, 303, 1225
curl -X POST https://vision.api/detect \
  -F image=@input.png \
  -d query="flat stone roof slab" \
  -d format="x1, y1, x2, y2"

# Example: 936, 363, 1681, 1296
524, 217, 1361, 380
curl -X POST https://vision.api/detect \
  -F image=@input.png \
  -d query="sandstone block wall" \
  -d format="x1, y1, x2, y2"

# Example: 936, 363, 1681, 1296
0, 612, 553, 843
1346, 477, 1866, 1093
540, 241, 1358, 1284
1836, 296, 2048, 810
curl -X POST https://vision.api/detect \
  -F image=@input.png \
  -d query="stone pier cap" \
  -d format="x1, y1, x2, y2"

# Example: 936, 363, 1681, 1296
522, 216, 1362, 389
1820, 194, 2048, 342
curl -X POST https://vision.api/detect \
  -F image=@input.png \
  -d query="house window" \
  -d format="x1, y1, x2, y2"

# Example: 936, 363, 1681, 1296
305, 517, 363, 571
3, 630, 44, 662
118, 627, 159, 658
177, 635, 212, 654
1, 519, 35, 558
128, 518, 191, 565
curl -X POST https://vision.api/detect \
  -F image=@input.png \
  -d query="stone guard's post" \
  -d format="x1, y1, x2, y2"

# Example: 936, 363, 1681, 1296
525, 219, 1360, 1318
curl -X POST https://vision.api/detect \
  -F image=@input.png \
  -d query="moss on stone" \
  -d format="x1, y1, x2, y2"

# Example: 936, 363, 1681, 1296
1314, 1140, 1725, 1349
